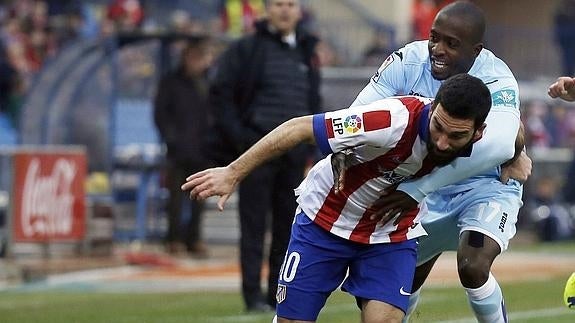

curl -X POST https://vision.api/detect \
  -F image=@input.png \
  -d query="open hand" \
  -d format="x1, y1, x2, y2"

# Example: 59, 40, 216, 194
331, 150, 354, 194
500, 150, 531, 184
181, 167, 237, 211
369, 190, 418, 225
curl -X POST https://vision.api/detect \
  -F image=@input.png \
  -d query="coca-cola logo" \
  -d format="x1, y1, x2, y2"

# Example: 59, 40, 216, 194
21, 158, 77, 237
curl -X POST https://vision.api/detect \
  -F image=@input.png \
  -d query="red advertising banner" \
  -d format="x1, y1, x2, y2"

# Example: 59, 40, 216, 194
12, 150, 87, 242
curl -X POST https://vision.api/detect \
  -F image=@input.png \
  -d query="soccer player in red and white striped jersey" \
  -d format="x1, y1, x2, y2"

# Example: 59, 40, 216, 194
182, 73, 491, 322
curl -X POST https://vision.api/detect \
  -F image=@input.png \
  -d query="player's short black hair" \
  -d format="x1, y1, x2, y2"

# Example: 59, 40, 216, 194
438, 1, 486, 43
434, 73, 491, 129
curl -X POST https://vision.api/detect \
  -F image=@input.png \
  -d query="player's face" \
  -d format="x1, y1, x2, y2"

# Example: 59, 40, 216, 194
427, 103, 484, 166
266, 0, 301, 36
428, 14, 483, 80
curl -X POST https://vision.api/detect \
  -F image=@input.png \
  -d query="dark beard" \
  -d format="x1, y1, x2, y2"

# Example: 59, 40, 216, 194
426, 139, 474, 167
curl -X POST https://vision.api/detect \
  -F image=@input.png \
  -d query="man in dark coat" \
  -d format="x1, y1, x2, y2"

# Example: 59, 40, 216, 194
208, 0, 321, 312
154, 37, 215, 257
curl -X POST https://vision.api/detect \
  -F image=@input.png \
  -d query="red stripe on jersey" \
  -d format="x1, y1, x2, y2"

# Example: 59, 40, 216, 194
316, 100, 426, 242
315, 146, 411, 234
388, 153, 437, 241
348, 106, 421, 243
363, 110, 391, 132
389, 208, 418, 242
349, 206, 380, 243
325, 119, 335, 138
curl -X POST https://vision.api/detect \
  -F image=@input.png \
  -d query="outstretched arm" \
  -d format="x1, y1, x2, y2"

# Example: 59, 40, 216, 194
548, 76, 575, 102
181, 116, 315, 210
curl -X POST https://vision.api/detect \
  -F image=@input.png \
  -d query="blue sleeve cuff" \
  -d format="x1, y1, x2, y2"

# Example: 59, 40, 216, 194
313, 113, 333, 155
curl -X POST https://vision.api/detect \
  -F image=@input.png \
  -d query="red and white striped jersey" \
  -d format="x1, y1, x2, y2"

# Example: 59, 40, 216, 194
296, 96, 436, 244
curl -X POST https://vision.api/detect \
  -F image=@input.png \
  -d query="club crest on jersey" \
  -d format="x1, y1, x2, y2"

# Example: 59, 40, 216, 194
276, 284, 287, 304
492, 90, 517, 108
378, 167, 410, 185
372, 54, 394, 83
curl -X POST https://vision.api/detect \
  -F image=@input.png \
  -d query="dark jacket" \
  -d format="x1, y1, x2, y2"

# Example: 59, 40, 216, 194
154, 68, 210, 165
209, 19, 321, 157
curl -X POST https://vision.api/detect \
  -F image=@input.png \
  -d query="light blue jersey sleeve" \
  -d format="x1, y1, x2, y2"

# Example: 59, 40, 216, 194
398, 75, 521, 202
350, 51, 407, 107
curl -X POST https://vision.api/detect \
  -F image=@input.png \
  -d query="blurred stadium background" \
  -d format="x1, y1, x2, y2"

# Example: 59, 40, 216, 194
0, 1, 574, 320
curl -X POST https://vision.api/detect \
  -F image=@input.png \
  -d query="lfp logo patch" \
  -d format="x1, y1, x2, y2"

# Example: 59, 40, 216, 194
492, 89, 517, 108
344, 115, 362, 134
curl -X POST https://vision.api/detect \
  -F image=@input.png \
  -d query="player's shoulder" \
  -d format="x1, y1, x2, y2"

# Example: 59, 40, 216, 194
380, 95, 433, 112
470, 48, 518, 88
398, 40, 431, 66
471, 49, 520, 109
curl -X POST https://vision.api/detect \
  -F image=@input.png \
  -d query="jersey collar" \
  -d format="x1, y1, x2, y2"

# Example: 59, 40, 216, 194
418, 103, 432, 142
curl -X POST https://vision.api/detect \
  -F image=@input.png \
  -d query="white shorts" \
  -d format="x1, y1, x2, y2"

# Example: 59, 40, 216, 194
416, 179, 523, 265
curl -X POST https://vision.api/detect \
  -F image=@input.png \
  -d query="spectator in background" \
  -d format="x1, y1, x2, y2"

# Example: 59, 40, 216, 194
548, 76, 575, 207
523, 100, 552, 148
208, 0, 321, 312
554, 1, 575, 76
412, 0, 438, 40
106, 0, 144, 33
0, 43, 17, 118
526, 176, 574, 241
153, 36, 215, 258
219, 0, 264, 38
411, 0, 453, 40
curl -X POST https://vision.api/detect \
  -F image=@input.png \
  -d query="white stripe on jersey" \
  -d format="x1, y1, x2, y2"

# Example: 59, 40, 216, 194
296, 96, 433, 244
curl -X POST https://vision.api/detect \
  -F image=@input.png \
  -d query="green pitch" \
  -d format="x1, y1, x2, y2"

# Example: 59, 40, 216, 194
0, 276, 573, 322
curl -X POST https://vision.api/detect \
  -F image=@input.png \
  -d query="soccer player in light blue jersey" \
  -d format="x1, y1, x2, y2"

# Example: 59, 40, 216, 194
333, 2, 531, 322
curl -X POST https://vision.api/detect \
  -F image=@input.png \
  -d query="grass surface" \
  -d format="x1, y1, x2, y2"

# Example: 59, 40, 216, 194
1, 241, 573, 322
0, 276, 573, 322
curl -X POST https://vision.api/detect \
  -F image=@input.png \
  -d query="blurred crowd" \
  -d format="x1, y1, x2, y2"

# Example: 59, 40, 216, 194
0, 0, 475, 130
520, 98, 575, 241
523, 99, 575, 149
2, 0, 575, 243
0, 0, 341, 128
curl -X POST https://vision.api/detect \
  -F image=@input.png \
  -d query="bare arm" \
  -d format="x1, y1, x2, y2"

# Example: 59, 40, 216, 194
548, 76, 575, 102
181, 116, 315, 210
500, 121, 531, 184
226, 116, 315, 181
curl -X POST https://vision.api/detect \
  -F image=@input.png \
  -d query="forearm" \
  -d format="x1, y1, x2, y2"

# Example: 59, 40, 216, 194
229, 116, 314, 180
502, 121, 525, 167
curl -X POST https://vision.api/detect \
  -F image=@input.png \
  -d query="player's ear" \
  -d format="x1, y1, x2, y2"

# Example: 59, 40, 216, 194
472, 123, 486, 142
473, 43, 483, 57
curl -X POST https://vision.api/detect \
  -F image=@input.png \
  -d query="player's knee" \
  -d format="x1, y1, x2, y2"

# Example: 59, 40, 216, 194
457, 259, 490, 288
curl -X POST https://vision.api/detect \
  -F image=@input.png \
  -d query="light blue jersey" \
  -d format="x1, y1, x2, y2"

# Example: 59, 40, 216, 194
352, 41, 523, 253
352, 40, 521, 202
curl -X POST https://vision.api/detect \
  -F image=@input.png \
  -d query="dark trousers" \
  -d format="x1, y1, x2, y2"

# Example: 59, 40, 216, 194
239, 158, 305, 308
165, 161, 205, 249
559, 43, 575, 76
